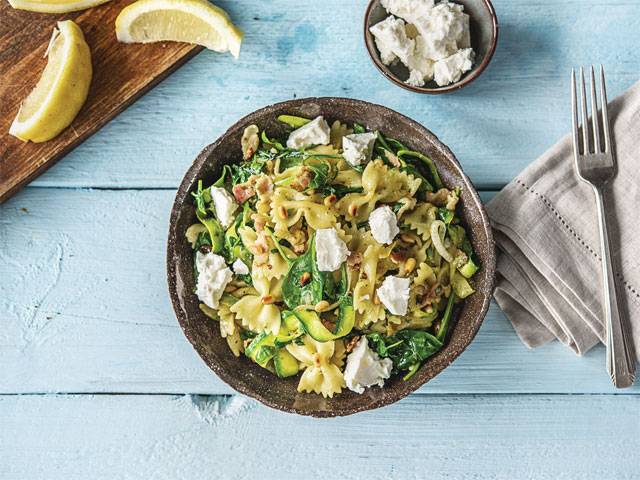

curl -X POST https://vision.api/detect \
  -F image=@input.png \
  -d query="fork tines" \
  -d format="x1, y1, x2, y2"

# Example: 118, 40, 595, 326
571, 65, 612, 162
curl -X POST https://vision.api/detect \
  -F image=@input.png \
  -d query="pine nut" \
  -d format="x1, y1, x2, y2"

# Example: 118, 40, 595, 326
348, 203, 358, 217
405, 258, 416, 273
314, 300, 330, 312
324, 194, 337, 207
400, 233, 416, 244
261, 295, 275, 305
278, 205, 288, 220
300, 272, 311, 286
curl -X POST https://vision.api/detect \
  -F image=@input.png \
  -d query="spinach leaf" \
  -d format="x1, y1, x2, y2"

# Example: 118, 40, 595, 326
397, 150, 443, 190
281, 233, 324, 309
437, 207, 454, 226
401, 162, 434, 193
367, 329, 444, 379
319, 184, 364, 197
353, 122, 366, 134
229, 158, 265, 185
191, 180, 211, 216
437, 293, 456, 342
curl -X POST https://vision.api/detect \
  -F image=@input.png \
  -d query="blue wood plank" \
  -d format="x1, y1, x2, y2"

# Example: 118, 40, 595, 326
13, 0, 639, 192
1, 188, 637, 394
1, 393, 638, 479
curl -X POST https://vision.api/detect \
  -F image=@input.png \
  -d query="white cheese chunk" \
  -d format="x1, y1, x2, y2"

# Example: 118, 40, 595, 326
381, 0, 435, 22
210, 187, 238, 228
342, 132, 377, 167
195, 252, 233, 310
376, 275, 411, 315
231, 258, 249, 275
344, 337, 393, 394
433, 48, 474, 86
315, 227, 350, 272
369, 16, 415, 65
286, 116, 331, 150
369, 205, 399, 245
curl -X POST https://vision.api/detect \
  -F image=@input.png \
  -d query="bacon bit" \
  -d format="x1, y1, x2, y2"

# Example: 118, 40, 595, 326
322, 319, 336, 330
290, 167, 312, 191
419, 283, 443, 308
199, 244, 212, 254
425, 188, 451, 207
261, 295, 275, 305
232, 183, 255, 203
345, 335, 360, 353
300, 272, 311, 286
244, 146, 255, 160
347, 203, 358, 217
390, 247, 409, 263
347, 251, 362, 269
251, 214, 267, 232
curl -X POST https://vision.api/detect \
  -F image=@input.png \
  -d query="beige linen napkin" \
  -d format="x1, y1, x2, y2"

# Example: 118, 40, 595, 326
487, 79, 640, 355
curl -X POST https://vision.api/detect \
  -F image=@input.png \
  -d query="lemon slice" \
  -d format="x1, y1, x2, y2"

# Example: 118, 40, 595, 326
115, 0, 242, 58
10, 21, 92, 143
8, 0, 110, 13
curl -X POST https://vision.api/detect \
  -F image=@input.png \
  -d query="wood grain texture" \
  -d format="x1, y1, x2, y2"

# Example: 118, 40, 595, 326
0, 0, 202, 202
1, 188, 638, 395
6, 0, 637, 192
2, 394, 639, 479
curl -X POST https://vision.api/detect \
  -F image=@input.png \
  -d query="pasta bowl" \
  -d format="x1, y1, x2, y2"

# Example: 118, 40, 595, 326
167, 97, 495, 417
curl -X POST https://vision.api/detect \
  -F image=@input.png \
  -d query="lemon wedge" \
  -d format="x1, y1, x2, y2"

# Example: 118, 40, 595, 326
10, 21, 92, 143
8, 0, 110, 13
115, 0, 242, 58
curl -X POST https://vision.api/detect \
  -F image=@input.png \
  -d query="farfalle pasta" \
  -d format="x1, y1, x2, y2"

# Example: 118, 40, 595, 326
186, 114, 479, 397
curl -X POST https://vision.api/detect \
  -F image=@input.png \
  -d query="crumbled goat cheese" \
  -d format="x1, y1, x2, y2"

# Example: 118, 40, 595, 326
286, 116, 331, 150
342, 132, 377, 167
376, 275, 411, 315
369, 205, 399, 244
315, 227, 350, 272
381, 0, 435, 22
195, 252, 233, 309
433, 47, 474, 86
231, 258, 249, 275
210, 187, 238, 228
369, 15, 415, 66
372, 0, 475, 87
344, 337, 393, 394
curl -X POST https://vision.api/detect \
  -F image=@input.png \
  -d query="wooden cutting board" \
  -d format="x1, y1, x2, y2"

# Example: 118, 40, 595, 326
0, 0, 202, 202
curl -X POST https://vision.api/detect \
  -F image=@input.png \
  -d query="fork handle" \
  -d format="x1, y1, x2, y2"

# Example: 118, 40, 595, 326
593, 186, 636, 387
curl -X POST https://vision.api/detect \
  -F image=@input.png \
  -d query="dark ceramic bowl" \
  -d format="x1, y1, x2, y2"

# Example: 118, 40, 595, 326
364, 0, 498, 94
167, 98, 495, 417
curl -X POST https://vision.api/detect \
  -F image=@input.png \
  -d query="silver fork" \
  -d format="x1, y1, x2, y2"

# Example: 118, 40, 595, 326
571, 66, 636, 388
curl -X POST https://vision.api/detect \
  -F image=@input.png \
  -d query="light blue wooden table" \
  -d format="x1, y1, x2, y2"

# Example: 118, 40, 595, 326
2, 1, 640, 478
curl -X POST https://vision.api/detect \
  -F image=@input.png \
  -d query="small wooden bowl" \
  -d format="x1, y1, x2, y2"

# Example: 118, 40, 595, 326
364, 0, 499, 94
167, 98, 496, 417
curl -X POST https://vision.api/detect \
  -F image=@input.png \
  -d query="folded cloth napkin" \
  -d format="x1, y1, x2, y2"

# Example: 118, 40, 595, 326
487, 79, 640, 355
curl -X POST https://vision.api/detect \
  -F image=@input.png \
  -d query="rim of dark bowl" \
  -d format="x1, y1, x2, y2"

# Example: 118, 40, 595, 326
167, 97, 496, 417
363, 0, 499, 94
